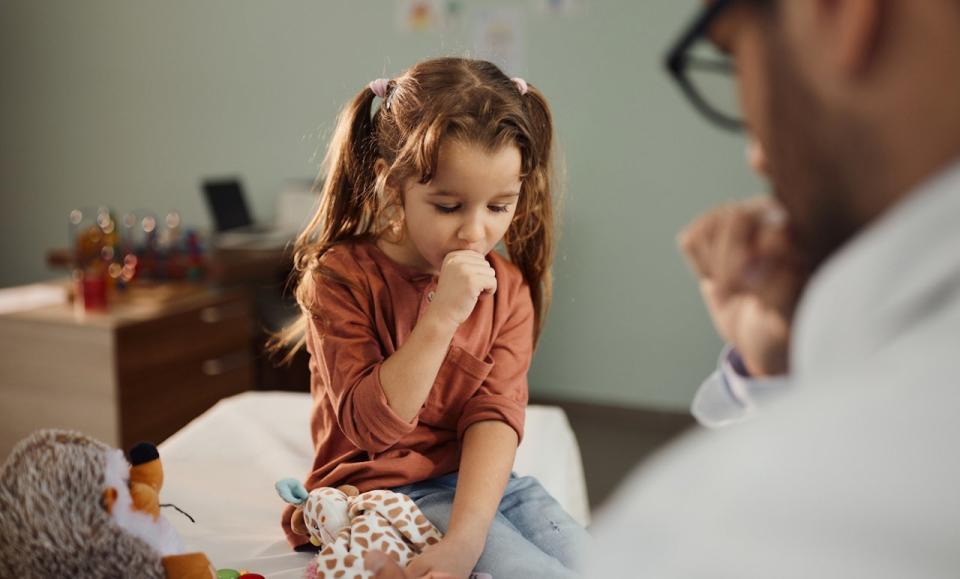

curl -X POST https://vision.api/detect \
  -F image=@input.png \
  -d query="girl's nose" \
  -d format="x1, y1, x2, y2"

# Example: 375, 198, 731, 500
458, 216, 484, 244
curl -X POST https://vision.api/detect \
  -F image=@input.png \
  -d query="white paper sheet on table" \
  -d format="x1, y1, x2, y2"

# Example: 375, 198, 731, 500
159, 391, 590, 578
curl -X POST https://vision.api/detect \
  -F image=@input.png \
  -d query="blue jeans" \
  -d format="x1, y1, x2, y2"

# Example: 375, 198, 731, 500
392, 472, 590, 578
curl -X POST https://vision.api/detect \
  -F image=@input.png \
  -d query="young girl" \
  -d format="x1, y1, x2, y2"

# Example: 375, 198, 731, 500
277, 57, 588, 578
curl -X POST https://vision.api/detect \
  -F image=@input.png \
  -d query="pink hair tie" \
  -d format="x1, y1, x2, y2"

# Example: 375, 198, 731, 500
511, 77, 529, 96
369, 78, 390, 99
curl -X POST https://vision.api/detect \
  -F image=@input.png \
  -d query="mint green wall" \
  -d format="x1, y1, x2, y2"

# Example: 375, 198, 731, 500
0, 1, 759, 410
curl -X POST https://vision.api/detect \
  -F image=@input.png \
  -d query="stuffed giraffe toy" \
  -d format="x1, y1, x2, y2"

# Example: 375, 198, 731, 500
277, 479, 443, 579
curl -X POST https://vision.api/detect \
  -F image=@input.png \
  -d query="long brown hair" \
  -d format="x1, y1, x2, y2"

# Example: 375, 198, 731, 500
273, 57, 556, 360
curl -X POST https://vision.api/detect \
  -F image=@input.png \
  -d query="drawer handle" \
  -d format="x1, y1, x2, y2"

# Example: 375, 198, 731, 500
201, 351, 250, 376
200, 303, 247, 324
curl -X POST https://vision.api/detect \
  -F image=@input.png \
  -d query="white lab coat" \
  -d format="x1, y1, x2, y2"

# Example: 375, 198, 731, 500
585, 161, 960, 578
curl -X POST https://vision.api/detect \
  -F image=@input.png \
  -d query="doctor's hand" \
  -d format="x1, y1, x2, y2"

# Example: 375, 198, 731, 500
678, 196, 810, 376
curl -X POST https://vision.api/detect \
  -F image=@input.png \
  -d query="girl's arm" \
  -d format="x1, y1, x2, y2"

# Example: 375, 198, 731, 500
406, 420, 518, 577
380, 250, 497, 422
448, 420, 518, 551
378, 309, 458, 422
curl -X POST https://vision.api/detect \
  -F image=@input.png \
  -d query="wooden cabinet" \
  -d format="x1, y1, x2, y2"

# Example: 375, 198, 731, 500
0, 284, 254, 459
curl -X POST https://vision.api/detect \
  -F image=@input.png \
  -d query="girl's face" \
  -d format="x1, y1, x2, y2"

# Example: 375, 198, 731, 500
397, 139, 522, 274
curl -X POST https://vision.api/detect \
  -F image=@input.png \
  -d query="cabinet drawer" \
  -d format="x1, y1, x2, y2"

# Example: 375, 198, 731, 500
115, 292, 255, 447
118, 349, 252, 447
116, 294, 253, 375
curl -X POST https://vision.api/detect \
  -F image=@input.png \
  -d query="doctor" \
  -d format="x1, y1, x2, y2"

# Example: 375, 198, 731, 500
586, 0, 960, 576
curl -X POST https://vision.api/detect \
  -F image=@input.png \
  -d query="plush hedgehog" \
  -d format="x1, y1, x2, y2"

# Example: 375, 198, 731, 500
0, 429, 216, 578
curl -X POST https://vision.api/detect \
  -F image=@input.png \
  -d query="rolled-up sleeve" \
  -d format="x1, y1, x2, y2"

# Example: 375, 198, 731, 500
456, 280, 534, 443
310, 261, 417, 454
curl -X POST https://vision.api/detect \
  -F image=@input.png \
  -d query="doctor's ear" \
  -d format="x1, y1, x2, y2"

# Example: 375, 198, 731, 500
814, 0, 883, 77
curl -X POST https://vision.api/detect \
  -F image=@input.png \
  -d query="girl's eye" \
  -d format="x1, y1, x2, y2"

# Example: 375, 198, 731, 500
488, 204, 511, 214
434, 204, 460, 214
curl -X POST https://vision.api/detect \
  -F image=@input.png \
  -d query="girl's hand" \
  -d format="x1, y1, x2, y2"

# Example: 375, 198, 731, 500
678, 197, 810, 376
404, 535, 481, 579
365, 550, 457, 579
427, 250, 497, 328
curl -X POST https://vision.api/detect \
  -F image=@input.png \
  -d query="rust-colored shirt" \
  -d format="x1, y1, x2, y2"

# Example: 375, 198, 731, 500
282, 241, 533, 547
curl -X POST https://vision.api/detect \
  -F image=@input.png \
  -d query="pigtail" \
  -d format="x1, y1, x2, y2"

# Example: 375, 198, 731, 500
297, 86, 380, 260
269, 87, 381, 361
504, 83, 556, 345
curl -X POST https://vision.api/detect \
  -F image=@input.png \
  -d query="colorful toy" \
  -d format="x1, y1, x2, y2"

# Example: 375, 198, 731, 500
216, 569, 264, 579
0, 429, 216, 578
276, 479, 443, 579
